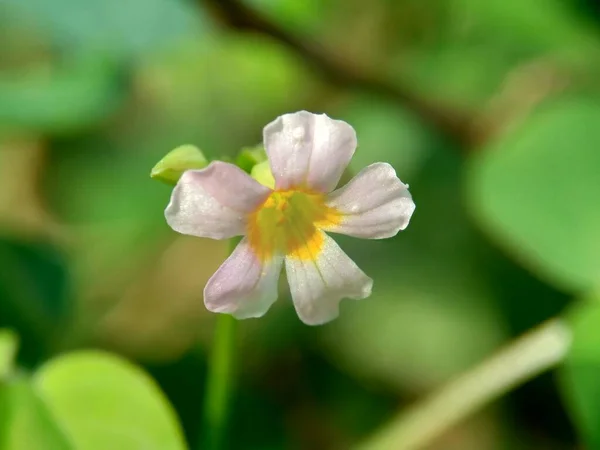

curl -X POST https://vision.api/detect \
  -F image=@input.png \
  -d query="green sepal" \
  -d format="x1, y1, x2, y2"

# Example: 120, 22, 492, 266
250, 160, 275, 189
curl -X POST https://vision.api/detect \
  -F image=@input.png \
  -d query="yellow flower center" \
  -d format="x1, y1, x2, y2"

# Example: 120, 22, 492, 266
247, 190, 342, 262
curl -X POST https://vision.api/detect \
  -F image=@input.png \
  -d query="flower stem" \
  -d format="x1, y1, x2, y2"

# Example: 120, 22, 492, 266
201, 313, 238, 450
356, 318, 572, 450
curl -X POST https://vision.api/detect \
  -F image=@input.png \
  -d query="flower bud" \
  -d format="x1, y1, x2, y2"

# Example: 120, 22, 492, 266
150, 145, 208, 185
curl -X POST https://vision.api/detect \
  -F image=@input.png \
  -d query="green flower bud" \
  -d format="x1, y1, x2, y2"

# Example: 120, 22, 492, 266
150, 145, 208, 185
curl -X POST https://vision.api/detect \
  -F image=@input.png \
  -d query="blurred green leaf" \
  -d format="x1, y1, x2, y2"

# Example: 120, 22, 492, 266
396, 0, 600, 111
398, 43, 517, 109
151, 144, 208, 185
34, 351, 187, 450
467, 98, 600, 292
560, 299, 600, 448
244, 0, 327, 35
452, 0, 600, 60
313, 146, 506, 391
0, 57, 124, 134
2, 378, 71, 450
321, 273, 505, 390
340, 94, 431, 178
0, 330, 19, 449
0, 387, 8, 448
49, 141, 169, 225
0, 238, 69, 364
0, 238, 69, 319
46, 136, 174, 299
2, 0, 204, 58
235, 145, 267, 174
0, 330, 18, 379
137, 34, 316, 154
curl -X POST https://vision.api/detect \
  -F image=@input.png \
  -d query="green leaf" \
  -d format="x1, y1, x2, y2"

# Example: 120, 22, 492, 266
0, 386, 8, 448
560, 300, 600, 448
0, 331, 22, 449
467, 98, 600, 292
0, 57, 124, 134
151, 144, 208, 185
235, 145, 267, 174
0, 330, 18, 379
33, 351, 187, 450
452, 0, 600, 60
2, 0, 204, 58
341, 94, 431, 178
2, 378, 72, 450
244, 0, 327, 35
0, 238, 69, 365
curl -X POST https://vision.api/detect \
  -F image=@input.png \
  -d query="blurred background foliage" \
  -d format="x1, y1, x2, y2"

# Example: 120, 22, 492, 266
1, 0, 600, 448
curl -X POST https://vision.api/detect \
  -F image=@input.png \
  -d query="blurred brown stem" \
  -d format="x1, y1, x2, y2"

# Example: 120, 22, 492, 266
201, 0, 476, 150
0, 138, 63, 241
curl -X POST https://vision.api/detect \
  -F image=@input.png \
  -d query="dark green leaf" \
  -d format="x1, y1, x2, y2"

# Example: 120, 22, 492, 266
0, 330, 18, 379
235, 145, 266, 174
0, 237, 69, 367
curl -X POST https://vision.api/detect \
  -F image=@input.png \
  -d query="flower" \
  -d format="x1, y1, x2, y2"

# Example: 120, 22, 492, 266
165, 111, 415, 325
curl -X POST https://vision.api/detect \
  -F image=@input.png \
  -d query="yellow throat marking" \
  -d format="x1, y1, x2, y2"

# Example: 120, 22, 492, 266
247, 190, 342, 262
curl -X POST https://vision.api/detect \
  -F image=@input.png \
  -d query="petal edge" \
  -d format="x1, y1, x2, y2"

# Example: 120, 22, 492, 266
263, 111, 357, 192
323, 163, 415, 239
204, 238, 283, 319
165, 161, 271, 240
285, 231, 372, 325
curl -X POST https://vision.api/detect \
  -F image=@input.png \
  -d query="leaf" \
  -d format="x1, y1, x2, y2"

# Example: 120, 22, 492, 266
467, 98, 600, 292
0, 57, 124, 134
2, 378, 72, 450
33, 351, 187, 450
452, 0, 600, 58
340, 94, 431, 178
0, 330, 21, 449
0, 330, 18, 379
313, 147, 507, 391
559, 300, 600, 448
0, 238, 69, 364
235, 145, 266, 174
2, 0, 204, 59
244, 0, 327, 35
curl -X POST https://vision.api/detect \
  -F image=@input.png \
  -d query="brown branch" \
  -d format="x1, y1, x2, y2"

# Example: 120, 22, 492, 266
201, 0, 477, 149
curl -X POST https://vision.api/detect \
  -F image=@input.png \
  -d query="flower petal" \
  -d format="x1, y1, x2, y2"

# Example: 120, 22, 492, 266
263, 111, 357, 192
322, 163, 415, 239
165, 161, 271, 240
204, 238, 283, 319
285, 231, 372, 325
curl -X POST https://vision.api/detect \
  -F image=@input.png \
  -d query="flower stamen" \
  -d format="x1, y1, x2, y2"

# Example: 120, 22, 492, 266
247, 189, 342, 262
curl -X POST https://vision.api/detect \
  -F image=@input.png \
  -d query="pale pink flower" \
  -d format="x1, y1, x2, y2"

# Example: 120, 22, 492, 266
165, 111, 415, 325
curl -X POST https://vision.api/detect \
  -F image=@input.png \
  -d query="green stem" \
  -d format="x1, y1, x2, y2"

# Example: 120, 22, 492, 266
356, 318, 572, 450
201, 312, 238, 450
